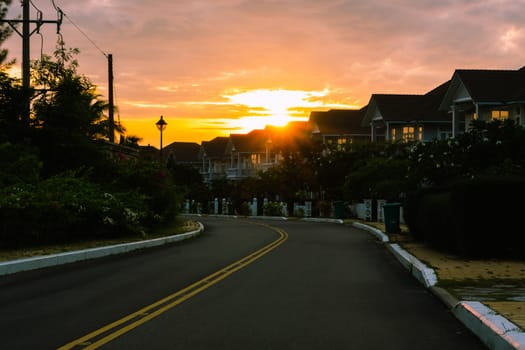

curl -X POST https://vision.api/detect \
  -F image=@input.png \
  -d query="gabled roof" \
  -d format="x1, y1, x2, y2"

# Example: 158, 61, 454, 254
363, 94, 425, 126
264, 122, 312, 152
309, 108, 369, 134
439, 68, 525, 110
228, 129, 269, 153
362, 82, 450, 126
201, 136, 229, 158
163, 141, 201, 162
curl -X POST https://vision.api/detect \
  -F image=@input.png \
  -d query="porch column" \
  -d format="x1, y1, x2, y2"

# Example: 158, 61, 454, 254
370, 121, 375, 142
451, 104, 456, 138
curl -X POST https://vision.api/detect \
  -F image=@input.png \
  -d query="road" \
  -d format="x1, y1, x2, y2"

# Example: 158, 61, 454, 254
0, 217, 487, 349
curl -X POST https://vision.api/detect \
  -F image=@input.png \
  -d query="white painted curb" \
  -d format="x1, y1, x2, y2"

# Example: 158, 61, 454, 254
454, 302, 525, 350
352, 222, 389, 242
0, 222, 204, 276
388, 243, 438, 288
248, 216, 288, 221
302, 218, 343, 224
353, 222, 525, 350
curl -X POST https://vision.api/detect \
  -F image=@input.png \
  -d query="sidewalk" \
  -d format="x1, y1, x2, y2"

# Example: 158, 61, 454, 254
353, 221, 525, 350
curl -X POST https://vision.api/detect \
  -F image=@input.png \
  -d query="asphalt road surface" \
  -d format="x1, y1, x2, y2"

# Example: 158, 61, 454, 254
0, 217, 488, 349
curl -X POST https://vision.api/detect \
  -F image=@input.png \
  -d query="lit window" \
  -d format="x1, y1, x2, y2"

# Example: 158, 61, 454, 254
391, 128, 396, 142
402, 126, 415, 142
492, 110, 509, 120
418, 126, 423, 141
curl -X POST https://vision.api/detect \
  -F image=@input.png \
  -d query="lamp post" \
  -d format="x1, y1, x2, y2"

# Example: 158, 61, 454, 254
155, 115, 167, 160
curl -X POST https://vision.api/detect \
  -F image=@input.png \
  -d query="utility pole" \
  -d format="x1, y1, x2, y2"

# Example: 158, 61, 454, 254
108, 53, 114, 143
1, 0, 63, 120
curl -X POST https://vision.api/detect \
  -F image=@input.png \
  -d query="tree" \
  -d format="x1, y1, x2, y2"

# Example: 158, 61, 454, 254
30, 40, 123, 175
0, 1, 31, 143
31, 40, 120, 140
344, 157, 411, 201
0, 0, 12, 65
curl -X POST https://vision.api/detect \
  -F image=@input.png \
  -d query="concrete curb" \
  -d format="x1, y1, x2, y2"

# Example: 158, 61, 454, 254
454, 302, 525, 350
0, 222, 204, 276
354, 222, 525, 350
302, 217, 343, 224
249, 216, 288, 221
351, 222, 389, 242
387, 243, 438, 288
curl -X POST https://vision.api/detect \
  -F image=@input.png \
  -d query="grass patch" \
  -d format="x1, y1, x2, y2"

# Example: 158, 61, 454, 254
0, 219, 200, 262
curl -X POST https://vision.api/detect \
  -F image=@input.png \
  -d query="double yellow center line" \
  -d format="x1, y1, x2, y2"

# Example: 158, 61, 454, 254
58, 224, 288, 350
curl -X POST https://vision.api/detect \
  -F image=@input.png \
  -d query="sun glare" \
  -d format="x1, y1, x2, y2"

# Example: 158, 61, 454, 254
224, 89, 328, 132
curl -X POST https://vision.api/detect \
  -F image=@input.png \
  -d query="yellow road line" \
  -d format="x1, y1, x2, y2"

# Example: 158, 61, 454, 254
58, 224, 287, 350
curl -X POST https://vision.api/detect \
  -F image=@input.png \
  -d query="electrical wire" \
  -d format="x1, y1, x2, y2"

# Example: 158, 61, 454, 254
61, 11, 107, 58
51, 0, 107, 58
51, 0, 119, 124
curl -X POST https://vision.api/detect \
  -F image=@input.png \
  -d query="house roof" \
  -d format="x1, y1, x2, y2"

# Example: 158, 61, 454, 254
201, 136, 229, 158
439, 69, 525, 110
264, 122, 313, 152
163, 141, 201, 162
310, 108, 369, 134
228, 129, 269, 153
362, 82, 450, 126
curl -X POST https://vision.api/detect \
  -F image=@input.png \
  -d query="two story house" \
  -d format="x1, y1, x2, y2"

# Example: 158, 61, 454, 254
309, 108, 372, 148
438, 68, 525, 137
226, 129, 275, 180
163, 141, 201, 168
361, 81, 452, 143
200, 136, 230, 184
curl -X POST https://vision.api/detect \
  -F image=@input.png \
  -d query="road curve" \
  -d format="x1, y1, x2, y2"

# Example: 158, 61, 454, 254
0, 217, 487, 349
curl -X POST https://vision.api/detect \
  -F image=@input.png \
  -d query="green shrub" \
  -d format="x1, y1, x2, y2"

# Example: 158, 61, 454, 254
0, 172, 150, 248
0, 142, 41, 186
264, 202, 283, 216
406, 176, 525, 259
108, 159, 181, 226
417, 192, 455, 251
451, 176, 525, 259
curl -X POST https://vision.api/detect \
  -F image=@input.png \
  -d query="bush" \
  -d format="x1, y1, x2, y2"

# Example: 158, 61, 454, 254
264, 202, 284, 216
405, 176, 525, 259
0, 172, 149, 248
0, 142, 41, 186
417, 192, 455, 251
451, 176, 525, 259
108, 159, 181, 226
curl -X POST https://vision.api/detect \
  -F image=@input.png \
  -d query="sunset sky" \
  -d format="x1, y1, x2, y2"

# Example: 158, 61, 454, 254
4, 0, 525, 147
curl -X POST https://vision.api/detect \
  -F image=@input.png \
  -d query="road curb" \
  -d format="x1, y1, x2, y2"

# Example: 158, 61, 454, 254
0, 222, 204, 276
453, 302, 525, 350
351, 222, 389, 242
354, 222, 525, 350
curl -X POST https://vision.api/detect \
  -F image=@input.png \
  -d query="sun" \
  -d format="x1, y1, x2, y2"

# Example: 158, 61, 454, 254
224, 89, 327, 132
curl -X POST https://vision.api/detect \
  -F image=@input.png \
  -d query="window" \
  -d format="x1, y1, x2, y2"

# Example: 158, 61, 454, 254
251, 153, 260, 165
418, 126, 423, 141
391, 128, 396, 142
492, 110, 509, 120
402, 126, 415, 142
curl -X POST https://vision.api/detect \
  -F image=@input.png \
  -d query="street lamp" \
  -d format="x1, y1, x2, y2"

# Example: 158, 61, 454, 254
155, 115, 167, 160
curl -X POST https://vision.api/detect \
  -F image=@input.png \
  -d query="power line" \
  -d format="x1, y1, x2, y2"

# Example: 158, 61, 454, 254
60, 10, 107, 58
